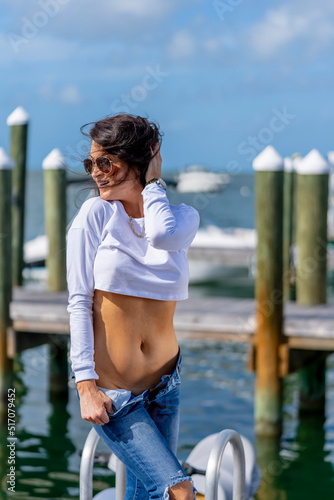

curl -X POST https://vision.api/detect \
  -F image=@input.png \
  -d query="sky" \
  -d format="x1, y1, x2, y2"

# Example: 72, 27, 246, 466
1, 0, 334, 173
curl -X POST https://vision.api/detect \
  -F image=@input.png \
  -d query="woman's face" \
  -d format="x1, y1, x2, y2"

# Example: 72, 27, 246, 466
90, 140, 140, 201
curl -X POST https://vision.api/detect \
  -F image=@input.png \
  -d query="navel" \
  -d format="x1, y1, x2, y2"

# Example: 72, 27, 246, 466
140, 340, 145, 351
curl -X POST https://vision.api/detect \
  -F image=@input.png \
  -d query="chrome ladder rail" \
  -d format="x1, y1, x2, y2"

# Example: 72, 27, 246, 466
80, 428, 246, 500
205, 429, 246, 500
80, 427, 126, 500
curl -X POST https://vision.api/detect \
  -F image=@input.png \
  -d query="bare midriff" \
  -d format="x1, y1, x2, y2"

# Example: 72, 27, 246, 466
93, 289, 179, 396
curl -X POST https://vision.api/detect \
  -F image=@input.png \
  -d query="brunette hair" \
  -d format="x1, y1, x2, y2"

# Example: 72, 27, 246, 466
80, 114, 163, 187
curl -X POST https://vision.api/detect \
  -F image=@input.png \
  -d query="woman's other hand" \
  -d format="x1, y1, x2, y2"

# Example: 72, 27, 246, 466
78, 381, 114, 425
145, 142, 162, 182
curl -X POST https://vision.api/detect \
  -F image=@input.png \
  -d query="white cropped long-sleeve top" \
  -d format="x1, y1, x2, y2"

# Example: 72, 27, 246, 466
66, 182, 200, 383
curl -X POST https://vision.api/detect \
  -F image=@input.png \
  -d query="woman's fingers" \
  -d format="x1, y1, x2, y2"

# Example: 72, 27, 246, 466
146, 143, 162, 181
95, 395, 114, 424
93, 413, 109, 425
90, 417, 104, 425
87, 407, 110, 425
102, 394, 114, 414
150, 141, 160, 155
80, 391, 114, 425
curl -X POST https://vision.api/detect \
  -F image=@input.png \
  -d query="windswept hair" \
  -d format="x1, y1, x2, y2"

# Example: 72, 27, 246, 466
80, 114, 163, 187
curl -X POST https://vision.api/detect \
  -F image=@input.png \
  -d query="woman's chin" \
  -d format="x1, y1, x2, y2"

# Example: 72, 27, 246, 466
99, 189, 114, 201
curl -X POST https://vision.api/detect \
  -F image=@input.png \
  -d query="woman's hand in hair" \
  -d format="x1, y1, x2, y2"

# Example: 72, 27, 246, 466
145, 142, 162, 182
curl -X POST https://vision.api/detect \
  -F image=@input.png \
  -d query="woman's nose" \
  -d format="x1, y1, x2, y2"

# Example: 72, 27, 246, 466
91, 162, 101, 176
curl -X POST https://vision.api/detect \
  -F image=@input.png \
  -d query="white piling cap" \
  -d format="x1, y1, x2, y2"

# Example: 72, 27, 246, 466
253, 145, 284, 171
42, 148, 66, 170
0, 148, 14, 170
284, 157, 294, 173
7, 106, 29, 126
295, 149, 329, 175
327, 151, 334, 166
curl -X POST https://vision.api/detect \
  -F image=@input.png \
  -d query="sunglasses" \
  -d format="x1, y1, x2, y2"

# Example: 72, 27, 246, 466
83, 156, 114, 175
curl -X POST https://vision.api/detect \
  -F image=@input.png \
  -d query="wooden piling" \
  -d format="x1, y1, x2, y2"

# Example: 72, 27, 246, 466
283, 157, 295, 302
295, 149, 329, 305
42, 149, 68, 392
42, 149, 67, 292
7, 107, 29, 287
255, 436, 286, 500
0, 148, 14, 419
295, 149, 329, 412
253, 146, 284, 437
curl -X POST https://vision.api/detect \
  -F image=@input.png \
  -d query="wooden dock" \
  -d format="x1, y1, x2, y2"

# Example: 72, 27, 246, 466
8, 287, 334, 359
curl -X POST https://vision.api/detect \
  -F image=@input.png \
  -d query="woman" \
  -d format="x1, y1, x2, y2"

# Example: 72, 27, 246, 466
66, 114, 200, 500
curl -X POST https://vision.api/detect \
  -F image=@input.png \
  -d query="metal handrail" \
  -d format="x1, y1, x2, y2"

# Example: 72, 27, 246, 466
80, 428, 246, 500
115, 453, 127, 500
80, 428, 99, 500
79, 427, 126, 500
205, 429, 246, 500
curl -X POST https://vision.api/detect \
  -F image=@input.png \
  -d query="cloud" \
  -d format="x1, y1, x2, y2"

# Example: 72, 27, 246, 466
166, 29, 196, 60
2, 0, 195, 69
4, 0, 188, 42
39, 83, 82, 104
59, 84, 82, 104
0, 33, 77, 63
106, 0, 172, 18
165, 119, 190, 132
4, 0, 237, 69
248, 1, 334, 59
164, 12, 240, 65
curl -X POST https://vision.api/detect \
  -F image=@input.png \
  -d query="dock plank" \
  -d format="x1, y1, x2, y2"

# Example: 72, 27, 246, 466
9, 288, 334, 350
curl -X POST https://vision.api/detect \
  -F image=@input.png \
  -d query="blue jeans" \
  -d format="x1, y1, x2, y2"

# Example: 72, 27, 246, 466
76, 349, 196, 500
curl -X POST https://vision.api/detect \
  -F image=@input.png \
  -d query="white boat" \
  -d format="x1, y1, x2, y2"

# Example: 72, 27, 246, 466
24, 234, 48, 265
188, 226, 257, 283
176, 165, 230, 193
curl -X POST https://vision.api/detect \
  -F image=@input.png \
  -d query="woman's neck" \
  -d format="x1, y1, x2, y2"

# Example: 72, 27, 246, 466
119, 186, 144, 218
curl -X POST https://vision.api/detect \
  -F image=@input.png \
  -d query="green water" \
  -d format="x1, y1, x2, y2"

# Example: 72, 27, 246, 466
1, 341, 334, 499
